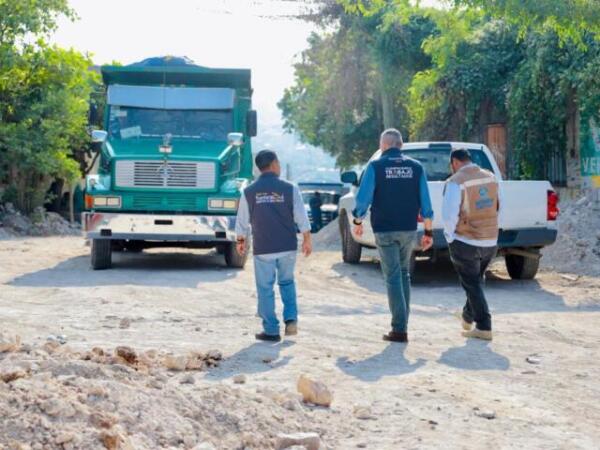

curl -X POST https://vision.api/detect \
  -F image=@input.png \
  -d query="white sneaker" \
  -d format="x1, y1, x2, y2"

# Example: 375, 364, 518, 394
454, 311, 473, 331
462, 329, 493, 341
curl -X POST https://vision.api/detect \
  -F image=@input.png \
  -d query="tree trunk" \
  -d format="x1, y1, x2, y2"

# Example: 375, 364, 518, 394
380, 81, 395, 129
69, 182, 75, 224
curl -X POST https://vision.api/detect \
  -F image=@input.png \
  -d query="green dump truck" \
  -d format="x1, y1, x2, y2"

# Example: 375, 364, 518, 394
82, 56, 256, 270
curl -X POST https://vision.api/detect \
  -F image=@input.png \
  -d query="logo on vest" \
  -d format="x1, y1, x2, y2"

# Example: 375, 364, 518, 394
385, 166, 413, 179
256, 192, 285, 204
475, 186, 494, 210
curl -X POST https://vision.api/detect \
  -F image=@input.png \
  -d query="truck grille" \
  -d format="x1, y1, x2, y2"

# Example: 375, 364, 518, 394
115, 161, 216, 189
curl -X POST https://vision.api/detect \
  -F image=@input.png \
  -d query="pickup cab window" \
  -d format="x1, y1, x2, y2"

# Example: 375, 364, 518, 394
401, 149, 494, 181
108, 106, 232, 141
357, 148, 494, 184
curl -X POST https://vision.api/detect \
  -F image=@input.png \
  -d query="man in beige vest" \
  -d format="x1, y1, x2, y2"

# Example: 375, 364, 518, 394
442, 149, 500, 340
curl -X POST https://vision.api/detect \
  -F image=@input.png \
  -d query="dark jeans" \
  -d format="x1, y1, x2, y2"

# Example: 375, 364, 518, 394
448, 240, 497, 331
375, 231, 416, 333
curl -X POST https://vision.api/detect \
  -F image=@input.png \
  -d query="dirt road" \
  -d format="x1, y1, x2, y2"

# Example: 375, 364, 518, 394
1, 236, 600, 449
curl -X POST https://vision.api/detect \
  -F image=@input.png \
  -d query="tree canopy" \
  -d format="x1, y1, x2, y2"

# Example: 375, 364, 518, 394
280, 0, 600, 180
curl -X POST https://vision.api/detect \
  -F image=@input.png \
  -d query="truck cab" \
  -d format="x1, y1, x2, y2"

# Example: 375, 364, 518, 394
83, 57, 256, 269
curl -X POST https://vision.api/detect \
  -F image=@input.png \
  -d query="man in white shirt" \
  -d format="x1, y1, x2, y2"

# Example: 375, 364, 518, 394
442, 149, 501, 341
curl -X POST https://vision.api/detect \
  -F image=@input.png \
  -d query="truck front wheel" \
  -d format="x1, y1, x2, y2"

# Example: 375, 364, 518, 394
505, 250, 540, 280
91, 239, 112, 270
224, 242, 247, 269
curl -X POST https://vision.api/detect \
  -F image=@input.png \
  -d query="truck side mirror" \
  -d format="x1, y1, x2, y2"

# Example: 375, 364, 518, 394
91, 130, 108, 152
227, 132, 244, 147
341, 171, 358, 186
246, 110, 257, 137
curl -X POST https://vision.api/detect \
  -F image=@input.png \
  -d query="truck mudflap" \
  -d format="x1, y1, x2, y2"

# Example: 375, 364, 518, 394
82, 212, 237, 242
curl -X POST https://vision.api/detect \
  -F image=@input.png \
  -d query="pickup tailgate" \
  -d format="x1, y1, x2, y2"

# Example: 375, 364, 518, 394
418, 181, 550, 230
498, 181, 550, 229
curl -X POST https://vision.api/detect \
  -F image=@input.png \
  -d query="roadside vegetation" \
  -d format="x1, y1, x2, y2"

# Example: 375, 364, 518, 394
279, 0, 600, 175
0, 0, 100, 214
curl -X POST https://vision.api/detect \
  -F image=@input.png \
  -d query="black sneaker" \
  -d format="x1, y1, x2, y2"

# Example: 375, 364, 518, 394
284, 321, 298, 336
255, 332, 281, 342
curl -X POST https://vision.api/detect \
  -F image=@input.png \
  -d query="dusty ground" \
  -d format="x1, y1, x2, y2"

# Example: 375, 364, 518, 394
1, 236, 600, 449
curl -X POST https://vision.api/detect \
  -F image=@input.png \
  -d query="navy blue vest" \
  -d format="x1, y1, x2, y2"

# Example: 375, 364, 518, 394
244, 173, 298, 255
370, 148, 423, 233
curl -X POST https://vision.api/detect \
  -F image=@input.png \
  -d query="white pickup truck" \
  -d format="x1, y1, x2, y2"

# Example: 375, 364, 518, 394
338, 142, 559, 280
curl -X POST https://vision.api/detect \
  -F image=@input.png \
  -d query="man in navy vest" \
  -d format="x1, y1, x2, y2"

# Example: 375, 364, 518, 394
235, 150, 312, 342
352, 129, 434, 343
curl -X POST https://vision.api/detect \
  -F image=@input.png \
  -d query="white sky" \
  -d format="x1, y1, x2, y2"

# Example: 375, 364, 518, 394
52, 0, 443, 128
52, 0, 318, 126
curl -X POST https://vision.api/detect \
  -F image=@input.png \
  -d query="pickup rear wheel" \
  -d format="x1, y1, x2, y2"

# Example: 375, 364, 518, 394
340, 214, 362, 264
505, 250, 540, 280
91, 239, 112, 270
224, 242, 247, 269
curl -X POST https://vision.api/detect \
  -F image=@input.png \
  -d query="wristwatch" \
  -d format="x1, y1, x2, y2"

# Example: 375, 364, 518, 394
353, 218, 363, 226
424, 229, 433, 238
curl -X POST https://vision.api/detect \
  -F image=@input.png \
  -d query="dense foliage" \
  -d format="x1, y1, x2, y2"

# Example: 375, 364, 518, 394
0, 0, 98, 213
279, 6, 436, 167
280, 0, 600, 180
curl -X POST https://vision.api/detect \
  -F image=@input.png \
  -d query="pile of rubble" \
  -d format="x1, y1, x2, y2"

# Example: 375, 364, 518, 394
312, 219, 341, 250
0, 204, 80, 239
541, 193, 600, 276
0, 334, 331, 450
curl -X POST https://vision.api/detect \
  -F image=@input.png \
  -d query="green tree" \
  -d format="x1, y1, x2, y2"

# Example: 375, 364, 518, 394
451, 0, 600, 42
279, 7, 436, 167
0, 0, 98, 213
409, 17, 524, 141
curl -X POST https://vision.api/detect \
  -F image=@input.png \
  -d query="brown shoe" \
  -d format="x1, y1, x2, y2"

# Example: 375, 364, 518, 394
382, 331, 408, 343
284, 321, 298, 336
255, 332, 281, 342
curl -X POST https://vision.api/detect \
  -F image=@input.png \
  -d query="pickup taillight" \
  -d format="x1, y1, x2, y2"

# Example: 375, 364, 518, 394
547, 191, 559, 221
417, 213, 423, 223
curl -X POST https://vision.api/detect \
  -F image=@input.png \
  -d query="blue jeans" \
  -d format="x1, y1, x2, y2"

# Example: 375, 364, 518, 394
254, 252, 298, 335
375, 231, 416, 333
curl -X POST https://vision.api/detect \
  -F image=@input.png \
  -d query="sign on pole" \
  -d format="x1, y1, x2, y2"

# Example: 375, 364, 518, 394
581, 113, 600, 188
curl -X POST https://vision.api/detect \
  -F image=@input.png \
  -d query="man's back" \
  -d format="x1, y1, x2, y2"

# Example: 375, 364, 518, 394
370, 148, 425, 232
244, 173, 297, 256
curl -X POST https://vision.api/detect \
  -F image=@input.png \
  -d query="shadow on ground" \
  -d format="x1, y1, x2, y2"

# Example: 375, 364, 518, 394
206, 340, 295, 381
336, 343, 426, 381
438, 339, 510, 371
8, 250, 239, 288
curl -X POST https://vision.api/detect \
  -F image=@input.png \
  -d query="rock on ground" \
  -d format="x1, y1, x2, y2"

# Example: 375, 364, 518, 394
297, 374, 332, 407
276, 432, 323, 450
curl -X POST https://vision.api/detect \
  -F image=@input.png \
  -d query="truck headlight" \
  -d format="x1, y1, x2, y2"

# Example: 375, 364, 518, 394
209, 198, 238, 210
93, 196, 121, 208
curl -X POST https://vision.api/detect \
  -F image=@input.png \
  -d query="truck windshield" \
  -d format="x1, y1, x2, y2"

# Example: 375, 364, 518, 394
108, 106, 232, 141
402, 148, 494, 181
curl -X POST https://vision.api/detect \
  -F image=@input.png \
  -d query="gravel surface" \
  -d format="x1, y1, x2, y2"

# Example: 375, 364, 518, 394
1, 237, 599, 449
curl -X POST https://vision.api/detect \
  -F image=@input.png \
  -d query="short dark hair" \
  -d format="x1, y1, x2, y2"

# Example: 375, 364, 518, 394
255, 149, 278, 171
450, 148, 472, 163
